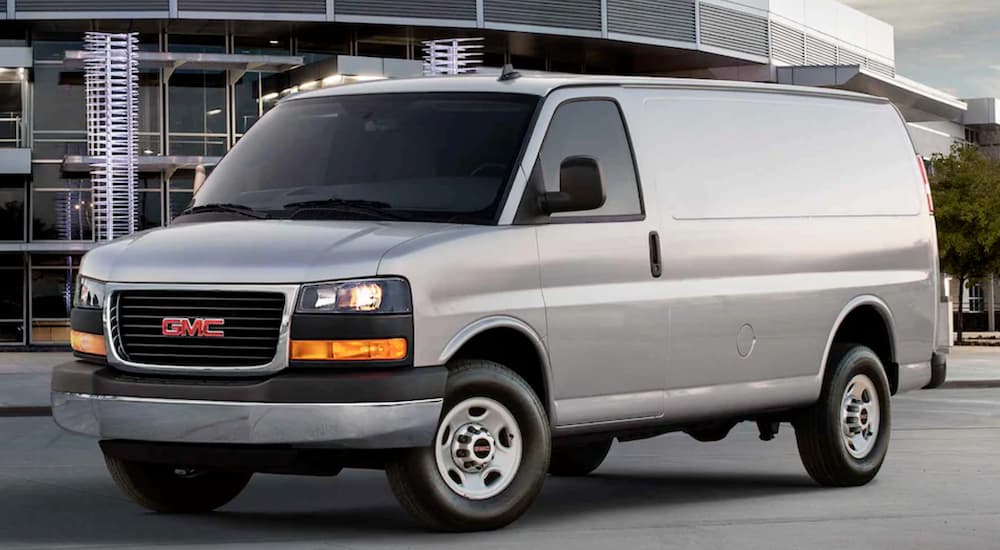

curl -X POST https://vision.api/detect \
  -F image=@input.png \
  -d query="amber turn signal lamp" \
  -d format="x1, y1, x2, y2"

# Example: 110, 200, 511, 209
71, 330, 106, 356
290, 338, 408, 361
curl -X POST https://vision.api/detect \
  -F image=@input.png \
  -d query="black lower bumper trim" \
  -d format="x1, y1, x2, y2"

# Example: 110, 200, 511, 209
99, 440, 391, 474
52, 361, 447, 404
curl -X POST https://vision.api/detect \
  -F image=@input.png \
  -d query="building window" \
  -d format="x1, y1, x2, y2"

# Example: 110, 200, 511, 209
30, 254, 80, 344
0, 176, 25, 241
968, 284, 985, 313
137, 174, 164, 230
356, 28, 410, 59
0, 254, 25, 345
0, 74, 25, 148
30, 164, 92, 241
32, 66, 86, 159
166, 27, 228, 156
168, 70, 228, 156
296, 25, 351, 64
966, 128, 980, 144
167, 170, 195, 221
139, 72, 163, 156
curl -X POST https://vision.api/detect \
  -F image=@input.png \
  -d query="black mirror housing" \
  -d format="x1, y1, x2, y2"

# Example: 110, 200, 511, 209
540, 156, 607, 214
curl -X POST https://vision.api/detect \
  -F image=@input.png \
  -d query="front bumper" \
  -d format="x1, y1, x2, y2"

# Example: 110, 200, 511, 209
52, 361, 446, 449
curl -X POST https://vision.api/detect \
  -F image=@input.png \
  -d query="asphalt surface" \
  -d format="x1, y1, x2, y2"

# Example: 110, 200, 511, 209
1, 387, 998, 549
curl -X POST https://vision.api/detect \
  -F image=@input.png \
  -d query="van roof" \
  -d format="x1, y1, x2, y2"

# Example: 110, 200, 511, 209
290, 74, 887, 105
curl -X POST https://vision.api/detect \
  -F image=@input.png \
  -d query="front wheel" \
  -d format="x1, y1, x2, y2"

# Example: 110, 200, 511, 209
794, 344, 892, 486
386, 360, 550, 531
104, 454, 252, 513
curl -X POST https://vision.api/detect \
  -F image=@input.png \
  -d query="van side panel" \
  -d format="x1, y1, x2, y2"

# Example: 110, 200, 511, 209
633, 88, 935, 399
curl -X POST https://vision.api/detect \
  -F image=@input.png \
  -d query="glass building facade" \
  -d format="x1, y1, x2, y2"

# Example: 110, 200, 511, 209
0, 19, 604, 347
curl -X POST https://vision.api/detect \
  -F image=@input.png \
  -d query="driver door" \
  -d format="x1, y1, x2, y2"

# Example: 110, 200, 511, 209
527, 96, 667, 427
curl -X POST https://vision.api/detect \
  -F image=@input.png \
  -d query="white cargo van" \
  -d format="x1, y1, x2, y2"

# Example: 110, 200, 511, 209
53, 74, 945, 531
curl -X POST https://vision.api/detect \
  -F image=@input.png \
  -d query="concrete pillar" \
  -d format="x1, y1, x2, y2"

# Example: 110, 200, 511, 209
989, 274, 997, 332
944, 275, 955, 345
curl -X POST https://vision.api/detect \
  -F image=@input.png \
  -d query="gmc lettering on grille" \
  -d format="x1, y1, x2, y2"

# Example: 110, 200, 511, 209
161, 318, 226, 337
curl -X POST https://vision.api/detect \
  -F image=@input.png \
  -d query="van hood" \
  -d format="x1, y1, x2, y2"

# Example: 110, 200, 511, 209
80, 220, 461, 284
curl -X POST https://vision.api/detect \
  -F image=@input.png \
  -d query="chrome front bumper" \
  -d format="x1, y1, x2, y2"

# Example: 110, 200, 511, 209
52, 391, 443, 449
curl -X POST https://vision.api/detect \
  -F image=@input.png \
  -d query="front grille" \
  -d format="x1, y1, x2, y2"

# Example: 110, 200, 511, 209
112, 290, 285, 367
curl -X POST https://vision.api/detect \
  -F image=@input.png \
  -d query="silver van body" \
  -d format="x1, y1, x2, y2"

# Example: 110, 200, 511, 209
51, 75, 940, 528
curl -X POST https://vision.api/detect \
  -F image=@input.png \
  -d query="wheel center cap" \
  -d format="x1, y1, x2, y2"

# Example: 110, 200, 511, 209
451, 424, 496, 472
473, 438, 492, 459
860, 408, 869, 426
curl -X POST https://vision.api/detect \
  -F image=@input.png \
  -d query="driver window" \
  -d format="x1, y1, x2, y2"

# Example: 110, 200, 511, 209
537, 100, 642, 218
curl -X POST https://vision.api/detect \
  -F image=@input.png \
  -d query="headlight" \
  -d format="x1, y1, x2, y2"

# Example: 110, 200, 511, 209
297, 278, 411, 314
73, 276, 107, 309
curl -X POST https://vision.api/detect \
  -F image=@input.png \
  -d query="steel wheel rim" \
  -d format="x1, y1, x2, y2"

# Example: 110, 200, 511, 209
841, 374, 881, 459
434, 397, 523, 500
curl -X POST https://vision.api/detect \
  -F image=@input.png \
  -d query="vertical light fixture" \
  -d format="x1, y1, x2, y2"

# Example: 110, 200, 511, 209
84, 32, 139, 241
422, 38, 484, 76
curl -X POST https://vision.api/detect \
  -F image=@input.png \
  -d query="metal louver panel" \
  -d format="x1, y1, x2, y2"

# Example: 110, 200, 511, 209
485, 0, 601, 31
16, 0, 167, 10
337, 0, 476, 20
770, 21, 804, 65
0, 0, 7, 12
177, 0, 325, 13
867, 59, 895, 78
699, 3, 768, 57
837, 47, 865, 67
607, 0, 696, 43
805, 35, 837, 65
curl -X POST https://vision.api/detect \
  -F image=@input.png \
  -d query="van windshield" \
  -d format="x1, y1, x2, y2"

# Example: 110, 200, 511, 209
187, 92, 539, 224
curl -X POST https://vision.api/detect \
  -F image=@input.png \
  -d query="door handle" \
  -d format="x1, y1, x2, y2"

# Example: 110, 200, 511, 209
648, 231, 662, 278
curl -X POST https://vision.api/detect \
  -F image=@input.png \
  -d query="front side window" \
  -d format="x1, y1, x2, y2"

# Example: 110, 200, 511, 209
536, 100, 642, 219
189, 93, 538, 225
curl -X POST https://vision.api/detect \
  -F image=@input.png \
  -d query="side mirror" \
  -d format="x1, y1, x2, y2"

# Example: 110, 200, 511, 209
539, 156, 607, 214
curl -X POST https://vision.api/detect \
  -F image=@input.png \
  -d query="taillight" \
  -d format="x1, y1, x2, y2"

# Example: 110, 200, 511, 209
917, 155, 934, 214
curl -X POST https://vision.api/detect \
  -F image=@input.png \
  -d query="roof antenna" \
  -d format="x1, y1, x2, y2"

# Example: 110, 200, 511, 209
498, 63, 521, 82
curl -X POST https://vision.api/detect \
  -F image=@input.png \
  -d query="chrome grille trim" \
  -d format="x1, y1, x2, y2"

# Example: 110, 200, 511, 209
104, 283, 300, 376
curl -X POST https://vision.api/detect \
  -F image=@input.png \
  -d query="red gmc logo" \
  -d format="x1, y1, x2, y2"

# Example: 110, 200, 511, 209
161, 318, 225, 337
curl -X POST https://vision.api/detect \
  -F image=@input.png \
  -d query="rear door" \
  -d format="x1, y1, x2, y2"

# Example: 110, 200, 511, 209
525, 93, 666, 427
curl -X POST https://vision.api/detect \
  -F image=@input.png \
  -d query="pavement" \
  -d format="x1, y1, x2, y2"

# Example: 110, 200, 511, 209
0, 352, 72, 412
0, 387, 998, 549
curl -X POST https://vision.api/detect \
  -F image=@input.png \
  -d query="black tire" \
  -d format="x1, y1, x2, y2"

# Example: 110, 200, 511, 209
104, 454, 252, 513
386, 359, 550, 532
794, 344, 892, 487
548, 439, 612, 476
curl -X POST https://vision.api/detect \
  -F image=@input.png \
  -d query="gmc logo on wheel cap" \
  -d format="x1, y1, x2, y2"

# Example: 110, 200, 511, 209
161, 318, 225, 337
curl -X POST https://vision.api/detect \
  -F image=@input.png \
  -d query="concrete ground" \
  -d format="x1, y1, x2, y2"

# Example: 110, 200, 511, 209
0, 387, 998, 549
0, 352, 72, 410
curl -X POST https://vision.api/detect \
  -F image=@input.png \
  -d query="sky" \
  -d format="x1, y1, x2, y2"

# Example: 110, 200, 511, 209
840, 0, 999, 98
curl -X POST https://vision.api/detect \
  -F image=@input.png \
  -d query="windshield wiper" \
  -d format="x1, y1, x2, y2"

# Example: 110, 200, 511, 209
180, 203, 271, 219
284, 198, 410, 221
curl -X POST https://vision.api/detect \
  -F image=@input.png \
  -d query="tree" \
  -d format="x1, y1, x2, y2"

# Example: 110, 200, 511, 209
930, 144, 1000, 343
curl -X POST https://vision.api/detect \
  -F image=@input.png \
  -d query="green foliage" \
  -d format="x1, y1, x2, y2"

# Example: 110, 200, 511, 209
930, 144, 1000, 281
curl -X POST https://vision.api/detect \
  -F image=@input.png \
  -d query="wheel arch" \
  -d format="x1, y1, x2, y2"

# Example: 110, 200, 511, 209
438, 316, 554, 416
820, 296, 899, 393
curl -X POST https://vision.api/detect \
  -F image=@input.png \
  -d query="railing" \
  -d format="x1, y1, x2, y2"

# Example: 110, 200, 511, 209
0, 112, 25, 148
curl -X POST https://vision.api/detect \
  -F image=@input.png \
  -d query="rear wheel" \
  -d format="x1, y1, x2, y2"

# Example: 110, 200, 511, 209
548, 439, 613, 477
386, 360, 550, 531
104, 454, 252, 513
794, 344, 891, 486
